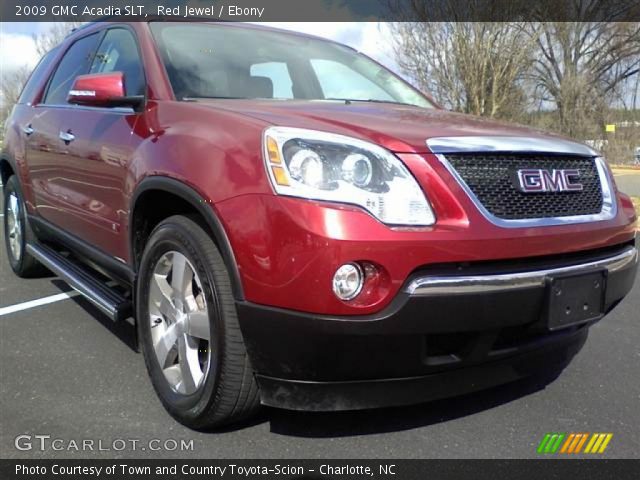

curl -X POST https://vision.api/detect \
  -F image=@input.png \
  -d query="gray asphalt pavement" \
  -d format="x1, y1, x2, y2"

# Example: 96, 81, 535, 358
614, 170, 640, 197
1, 181, 639, 460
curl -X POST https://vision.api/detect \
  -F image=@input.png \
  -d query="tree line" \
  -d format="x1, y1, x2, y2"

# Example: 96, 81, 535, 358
390, 10, 639, 162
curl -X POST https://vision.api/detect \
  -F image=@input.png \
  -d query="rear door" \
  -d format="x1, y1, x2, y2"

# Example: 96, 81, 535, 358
38, 27, 145, 259
7, 47, 59, 207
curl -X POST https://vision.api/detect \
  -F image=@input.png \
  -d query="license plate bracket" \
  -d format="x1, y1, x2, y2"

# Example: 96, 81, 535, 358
546, 270, 606, 331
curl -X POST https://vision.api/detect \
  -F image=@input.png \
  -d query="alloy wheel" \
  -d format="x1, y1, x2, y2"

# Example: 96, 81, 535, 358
6, 192, 23, 261
148, 251, 212, 395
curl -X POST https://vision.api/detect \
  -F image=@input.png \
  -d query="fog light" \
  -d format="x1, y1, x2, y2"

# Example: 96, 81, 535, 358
332, 263, 364, 301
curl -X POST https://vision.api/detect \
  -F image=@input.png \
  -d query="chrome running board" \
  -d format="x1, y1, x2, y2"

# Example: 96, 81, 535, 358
26, 243, 132, 322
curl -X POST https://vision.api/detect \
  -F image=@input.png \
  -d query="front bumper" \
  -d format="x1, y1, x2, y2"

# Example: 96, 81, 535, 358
237, 244, 637, 411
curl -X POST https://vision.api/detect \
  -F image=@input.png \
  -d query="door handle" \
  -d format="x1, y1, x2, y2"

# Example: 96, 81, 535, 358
22, 125, 34, 136
59, 130, 75, 144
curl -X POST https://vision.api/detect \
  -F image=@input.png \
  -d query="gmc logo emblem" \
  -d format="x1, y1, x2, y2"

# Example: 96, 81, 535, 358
516, 169, 583, 193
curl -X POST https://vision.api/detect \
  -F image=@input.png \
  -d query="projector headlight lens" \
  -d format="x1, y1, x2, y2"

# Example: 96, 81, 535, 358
263, 127, 435, 226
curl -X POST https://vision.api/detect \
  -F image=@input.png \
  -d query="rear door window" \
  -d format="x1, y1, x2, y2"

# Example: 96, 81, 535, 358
43, 33, 101, 105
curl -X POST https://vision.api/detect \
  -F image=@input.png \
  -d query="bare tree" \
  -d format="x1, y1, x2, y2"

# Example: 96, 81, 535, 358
1, 23, 83, 140
389, 1, 640, 150
32, 22, 84, 56
391, 22, 536, 118
389, 0, 540, 118
0, 66, 32, 105
0, 66, 32, 138
528, 21, 640, 138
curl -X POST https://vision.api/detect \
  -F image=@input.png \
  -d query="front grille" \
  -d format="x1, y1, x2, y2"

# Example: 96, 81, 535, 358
444, 154, 604, 220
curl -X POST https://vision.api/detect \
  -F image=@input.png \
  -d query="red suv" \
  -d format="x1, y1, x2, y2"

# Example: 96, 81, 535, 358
2, 21, 637, 428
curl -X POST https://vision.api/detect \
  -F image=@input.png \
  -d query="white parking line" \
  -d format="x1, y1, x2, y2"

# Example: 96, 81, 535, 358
0, 291, 81, 316
0, 280, 119, 317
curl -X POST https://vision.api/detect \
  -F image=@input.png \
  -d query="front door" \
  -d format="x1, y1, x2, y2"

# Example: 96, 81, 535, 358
38, 27, 146, 260
30, 30, 103, 236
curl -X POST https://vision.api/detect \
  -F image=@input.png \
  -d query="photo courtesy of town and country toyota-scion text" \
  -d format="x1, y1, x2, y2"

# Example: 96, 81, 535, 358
1, 1, 639, 479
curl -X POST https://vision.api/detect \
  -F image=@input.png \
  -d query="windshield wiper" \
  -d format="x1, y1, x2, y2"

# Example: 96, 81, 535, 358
324, 98, 413, 107
184, 96, 415, 107
183, 96, 248, 101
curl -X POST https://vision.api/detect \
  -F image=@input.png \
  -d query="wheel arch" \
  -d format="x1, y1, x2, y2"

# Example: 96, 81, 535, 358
0, 155, 17, 186
129, 176, 245, 301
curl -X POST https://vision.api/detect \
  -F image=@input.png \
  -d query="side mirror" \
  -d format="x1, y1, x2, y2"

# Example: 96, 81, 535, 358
67, 72, 143, 110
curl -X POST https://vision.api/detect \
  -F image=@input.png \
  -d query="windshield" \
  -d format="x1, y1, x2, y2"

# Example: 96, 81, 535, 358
150, 23, 433, 108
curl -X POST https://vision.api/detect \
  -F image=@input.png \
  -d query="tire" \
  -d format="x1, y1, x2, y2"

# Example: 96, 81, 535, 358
136, 215, 260, 429
3, 175, 47, 277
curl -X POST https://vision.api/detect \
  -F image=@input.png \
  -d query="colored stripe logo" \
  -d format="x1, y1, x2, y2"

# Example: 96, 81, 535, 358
537, 433, 612, 454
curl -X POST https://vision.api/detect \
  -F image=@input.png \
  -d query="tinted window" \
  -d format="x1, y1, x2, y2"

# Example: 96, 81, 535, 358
43, 33, 101, 105
90, 28, 145, 96
150, 23, 432, 108
18, 48, 59, 105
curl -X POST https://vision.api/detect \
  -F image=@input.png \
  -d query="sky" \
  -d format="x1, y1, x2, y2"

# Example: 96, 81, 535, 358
0, 22, 399, 78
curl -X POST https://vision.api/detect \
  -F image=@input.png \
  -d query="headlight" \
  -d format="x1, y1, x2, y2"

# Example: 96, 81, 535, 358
263, 127, 435, 226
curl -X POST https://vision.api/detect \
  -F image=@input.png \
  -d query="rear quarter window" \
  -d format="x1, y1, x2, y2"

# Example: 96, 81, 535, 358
17, 48, 58, 105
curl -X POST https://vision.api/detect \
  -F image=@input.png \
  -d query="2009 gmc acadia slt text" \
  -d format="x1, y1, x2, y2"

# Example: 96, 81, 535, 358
2, 21, 637, 428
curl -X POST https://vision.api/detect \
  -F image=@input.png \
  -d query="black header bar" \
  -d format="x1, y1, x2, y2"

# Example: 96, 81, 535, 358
3, 0, 640, 22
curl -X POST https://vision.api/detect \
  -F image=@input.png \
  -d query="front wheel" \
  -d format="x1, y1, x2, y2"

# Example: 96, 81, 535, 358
137, 215, 260, 429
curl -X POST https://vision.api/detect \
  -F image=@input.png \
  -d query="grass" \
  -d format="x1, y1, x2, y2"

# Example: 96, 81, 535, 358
631, 196, 640, 219
612, 165, 640, 171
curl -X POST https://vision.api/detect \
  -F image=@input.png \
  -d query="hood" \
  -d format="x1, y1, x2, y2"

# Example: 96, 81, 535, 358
193, 99, 579, 154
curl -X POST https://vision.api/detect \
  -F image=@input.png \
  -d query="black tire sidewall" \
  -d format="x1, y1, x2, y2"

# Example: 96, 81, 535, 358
3, 177, 27, 272
136, 220, 225, 422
